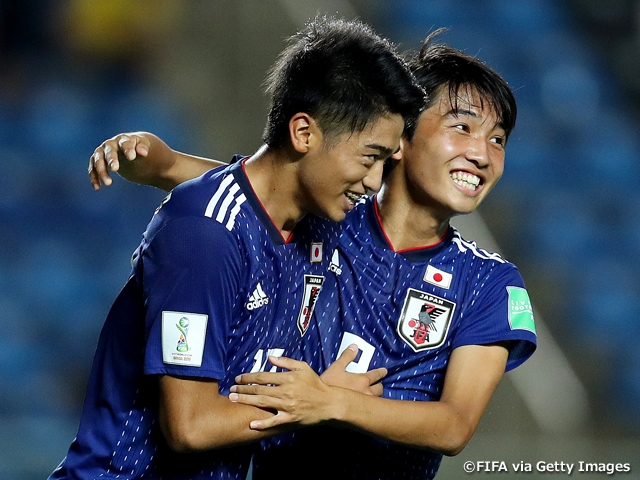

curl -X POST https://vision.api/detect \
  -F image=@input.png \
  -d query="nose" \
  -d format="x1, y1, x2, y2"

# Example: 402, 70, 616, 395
363, 160, 385, 194
465, 136, 490, 168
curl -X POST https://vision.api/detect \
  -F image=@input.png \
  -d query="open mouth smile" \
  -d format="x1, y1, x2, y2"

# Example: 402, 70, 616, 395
344, 190, 366, 206
450, 171, 481, 191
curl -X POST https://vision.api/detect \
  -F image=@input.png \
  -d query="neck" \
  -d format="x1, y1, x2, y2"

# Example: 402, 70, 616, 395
376, 175, 451, 251
243, 145, 306, 239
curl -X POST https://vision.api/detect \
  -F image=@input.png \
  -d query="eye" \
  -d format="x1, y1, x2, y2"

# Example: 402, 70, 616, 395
490, 135, 505, 147
453, 123, 470, 133
363, 154, 379, 165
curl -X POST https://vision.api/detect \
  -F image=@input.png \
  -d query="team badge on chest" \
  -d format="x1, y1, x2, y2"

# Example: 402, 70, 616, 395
297, 275, 325, 335
397, 288, 455, 351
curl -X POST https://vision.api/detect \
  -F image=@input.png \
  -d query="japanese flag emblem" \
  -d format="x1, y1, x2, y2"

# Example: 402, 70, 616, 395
423, 265, 452, 289
310, 242, 323, 263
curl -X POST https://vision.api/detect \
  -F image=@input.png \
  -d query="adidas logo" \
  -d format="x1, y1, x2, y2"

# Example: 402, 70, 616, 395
246, 283, 269, 310
329, 249, 342, 275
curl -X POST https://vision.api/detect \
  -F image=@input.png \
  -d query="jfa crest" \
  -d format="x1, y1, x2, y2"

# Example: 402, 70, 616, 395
397, 288, 455, 351
297, 275, 325, 336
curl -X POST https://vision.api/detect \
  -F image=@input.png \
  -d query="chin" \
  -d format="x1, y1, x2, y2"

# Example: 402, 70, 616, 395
449, 201, 477, 216
315, 208, 345, 223
329, 211, 347, 222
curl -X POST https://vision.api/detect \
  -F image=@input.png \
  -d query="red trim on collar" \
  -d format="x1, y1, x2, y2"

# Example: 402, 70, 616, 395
240, 158, 294, 244
373, 195, 447, 253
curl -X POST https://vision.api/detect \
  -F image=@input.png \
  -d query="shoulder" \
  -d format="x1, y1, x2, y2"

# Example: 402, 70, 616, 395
165, 165, 238, 217
139, 166, 250, 254
450, 228, 516, 268
150, 164, 254, 235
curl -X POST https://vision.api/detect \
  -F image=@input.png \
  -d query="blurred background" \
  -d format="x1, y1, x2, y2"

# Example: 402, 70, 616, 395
1, 0, 639, 478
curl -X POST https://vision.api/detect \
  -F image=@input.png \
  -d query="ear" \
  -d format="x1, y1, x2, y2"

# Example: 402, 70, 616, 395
390, 136, 406, 161
289, 113, 321, 153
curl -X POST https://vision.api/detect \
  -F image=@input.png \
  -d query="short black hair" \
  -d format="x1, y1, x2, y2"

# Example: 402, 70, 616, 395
262, 16, 425, 148
408, 28, 517, 141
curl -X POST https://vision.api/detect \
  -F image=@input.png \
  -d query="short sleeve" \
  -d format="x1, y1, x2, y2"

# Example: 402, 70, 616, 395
141, 215, 243, 380
452, 264, 537, 372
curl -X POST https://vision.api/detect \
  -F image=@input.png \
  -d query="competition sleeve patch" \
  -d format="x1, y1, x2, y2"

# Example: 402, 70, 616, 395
162, 311, 208, 366
506, 287, 536, 334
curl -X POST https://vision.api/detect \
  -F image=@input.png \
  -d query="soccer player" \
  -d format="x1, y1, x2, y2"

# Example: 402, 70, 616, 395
88, 31, 537, 480
236, 33, 538, 480
50, 16, 423, 480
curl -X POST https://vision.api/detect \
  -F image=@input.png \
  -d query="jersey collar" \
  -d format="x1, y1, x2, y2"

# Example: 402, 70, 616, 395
229, 155, 293, 245
366, 195, 453, 262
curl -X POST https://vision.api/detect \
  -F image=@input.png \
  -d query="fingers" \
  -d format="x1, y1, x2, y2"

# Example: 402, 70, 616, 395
89, 149, 112, 190
234, 356, 307, 385
332, 343, 359, 370
88, 133, 150, 191
369, 382, 384, 397
228, 383, 291, 411
265, 355, 307, 372
118, 134, 150, 160
248, 416, 287, 430
365, 367, 387, 386
228, 391, 298, 430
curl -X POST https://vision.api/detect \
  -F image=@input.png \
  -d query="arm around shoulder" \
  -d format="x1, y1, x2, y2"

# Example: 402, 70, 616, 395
89, 131, 226, 191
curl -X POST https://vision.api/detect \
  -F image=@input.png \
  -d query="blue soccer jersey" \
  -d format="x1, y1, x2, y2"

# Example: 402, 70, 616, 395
49, 157, 338, 480
253, 195, 537, 480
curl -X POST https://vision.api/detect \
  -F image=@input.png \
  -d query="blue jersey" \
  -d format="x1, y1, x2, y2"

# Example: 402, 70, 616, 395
253, 196, 537, 480
49, 157, 338, 480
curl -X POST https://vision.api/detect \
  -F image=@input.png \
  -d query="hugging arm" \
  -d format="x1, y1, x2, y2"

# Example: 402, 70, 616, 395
89, 132, 224, 191
230, 342, 508, 456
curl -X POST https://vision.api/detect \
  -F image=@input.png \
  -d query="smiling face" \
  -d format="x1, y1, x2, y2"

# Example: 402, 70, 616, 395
298, 112, 404, 222
400, 86, 506, 219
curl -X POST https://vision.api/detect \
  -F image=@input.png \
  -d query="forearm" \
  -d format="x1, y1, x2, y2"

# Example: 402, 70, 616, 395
328, 389, 473, 455
160, 395, 276, 452
159, 150, 224, 191
230, 345, 506, 455
326, 344, 508, 455
112, 132, 223, 191
159, 376, 283, 453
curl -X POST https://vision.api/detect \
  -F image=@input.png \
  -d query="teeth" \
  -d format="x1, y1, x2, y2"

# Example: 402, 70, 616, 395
345, 191, 366, 205
450, 171, 480, 191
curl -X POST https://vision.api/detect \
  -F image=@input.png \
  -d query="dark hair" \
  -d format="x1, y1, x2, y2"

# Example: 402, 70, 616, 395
407, 28, 517, 141
262, 16, 425, 148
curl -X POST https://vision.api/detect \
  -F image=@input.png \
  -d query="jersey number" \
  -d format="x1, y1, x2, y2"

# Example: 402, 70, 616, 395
337, 332, 375, 373
250, 348, 285, 373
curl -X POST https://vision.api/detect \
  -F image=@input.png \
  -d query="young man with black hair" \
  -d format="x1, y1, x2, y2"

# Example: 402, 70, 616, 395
234, 32, 537, 480
87, 31, 536, 480
50, 16, 423, 480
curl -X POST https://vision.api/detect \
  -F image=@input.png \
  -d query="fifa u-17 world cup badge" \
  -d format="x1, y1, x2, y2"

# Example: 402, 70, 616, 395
297, 275, 324, 335
397, 288, 455, 351
162, 311, 208, 366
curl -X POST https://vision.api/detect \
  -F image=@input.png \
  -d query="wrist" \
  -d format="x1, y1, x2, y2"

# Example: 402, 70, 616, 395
326, 386, 351, 423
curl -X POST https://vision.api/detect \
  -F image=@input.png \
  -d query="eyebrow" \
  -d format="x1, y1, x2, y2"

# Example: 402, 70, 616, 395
365, 143, 395, 157
447, 108, 477, 119
448, 108, 506, 133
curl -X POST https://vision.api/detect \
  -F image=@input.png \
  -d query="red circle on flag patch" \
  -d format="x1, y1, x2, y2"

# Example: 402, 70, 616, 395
433, 273, 443, 282
314, 247, 320, 257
